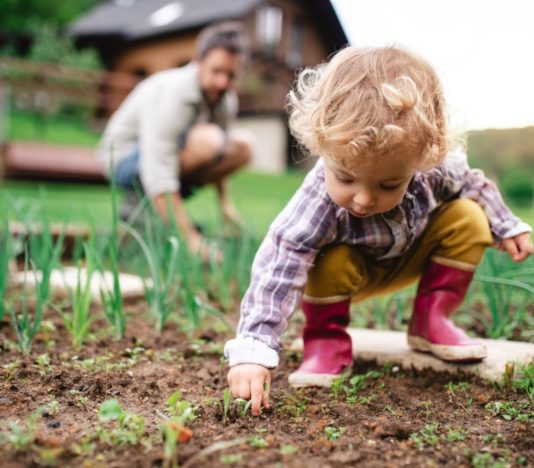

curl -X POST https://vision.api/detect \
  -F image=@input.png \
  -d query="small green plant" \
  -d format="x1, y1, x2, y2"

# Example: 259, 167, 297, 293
279, 392, 308, 419
331, 369, 383, 403
222, 388, 232, 423
446, 427, 466, 442
0, 218, 10, 322
220, 453, 243, 464
419, 400, 433, 418
513, 360, 534, 400
98, 166, 125, 339
324, 425, 345, 441
249, 435, 268, 448
280, 444, 298, 456
410, 423, 440, 449
484, 401, 531, 422
234, 398, 253, 418
166, 390, 197, 424
96, 399, 145, 446
3, 415, 37, 451
57, 243, 95, 349
8, 250, 49, 354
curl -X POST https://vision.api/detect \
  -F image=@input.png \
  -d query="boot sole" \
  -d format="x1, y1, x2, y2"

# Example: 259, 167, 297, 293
288, 371, 341, 388
407, 335, 487, 362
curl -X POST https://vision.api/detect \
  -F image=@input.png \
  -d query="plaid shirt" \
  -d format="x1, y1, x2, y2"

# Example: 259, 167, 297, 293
224, 150, 531, 367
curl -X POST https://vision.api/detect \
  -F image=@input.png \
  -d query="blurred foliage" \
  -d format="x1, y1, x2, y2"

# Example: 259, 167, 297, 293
500, 167, 533, 207
467, 126, 534, 177
0, 0, 99, 31
27, 23, 102, 70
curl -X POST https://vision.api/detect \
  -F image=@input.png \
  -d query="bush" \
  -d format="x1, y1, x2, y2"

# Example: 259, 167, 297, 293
500, 167, 534, 207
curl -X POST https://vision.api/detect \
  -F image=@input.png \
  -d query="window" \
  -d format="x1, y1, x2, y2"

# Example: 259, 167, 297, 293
256, 5, 283, 56
286, 16, 304, 68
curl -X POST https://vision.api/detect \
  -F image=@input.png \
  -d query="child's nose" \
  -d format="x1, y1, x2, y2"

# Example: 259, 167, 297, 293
353, 189, 374, 208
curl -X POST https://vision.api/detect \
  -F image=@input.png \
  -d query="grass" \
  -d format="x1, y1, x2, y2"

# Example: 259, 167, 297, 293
7, 110, 101, 147
0, 170, 305, 235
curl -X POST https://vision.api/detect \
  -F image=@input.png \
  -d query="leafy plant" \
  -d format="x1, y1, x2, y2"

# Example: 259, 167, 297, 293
324, 425, 345, 441
97, 399, 145, 446
409, 423, 439, 449
98, 167, 125, 339
8, 250, 48, 354
222, 388, 232, 423
57, 243, 95, 349
0, 218, 10, 322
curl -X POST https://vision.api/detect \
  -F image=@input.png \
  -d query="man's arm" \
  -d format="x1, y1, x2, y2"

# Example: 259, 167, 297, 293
152, 192, 206, 259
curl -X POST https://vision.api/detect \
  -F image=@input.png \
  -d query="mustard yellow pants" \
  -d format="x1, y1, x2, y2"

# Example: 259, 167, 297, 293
304, 199, 493, 304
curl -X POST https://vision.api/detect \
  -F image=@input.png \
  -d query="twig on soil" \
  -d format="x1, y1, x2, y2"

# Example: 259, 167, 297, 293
182, 437, 248, 468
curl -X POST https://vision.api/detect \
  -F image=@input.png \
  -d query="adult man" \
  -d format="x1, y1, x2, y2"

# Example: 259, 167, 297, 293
98, 22, 252, 258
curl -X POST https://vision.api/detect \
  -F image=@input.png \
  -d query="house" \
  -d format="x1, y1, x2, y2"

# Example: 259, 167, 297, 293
70, 0, 348, 173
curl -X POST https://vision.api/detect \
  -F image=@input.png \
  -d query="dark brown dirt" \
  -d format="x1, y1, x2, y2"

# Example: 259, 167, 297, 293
0, 304, 532, 467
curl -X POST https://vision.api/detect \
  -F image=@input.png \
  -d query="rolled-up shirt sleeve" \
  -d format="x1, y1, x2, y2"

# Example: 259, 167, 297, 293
429, 149, 532, 242
224, 160, 338, 367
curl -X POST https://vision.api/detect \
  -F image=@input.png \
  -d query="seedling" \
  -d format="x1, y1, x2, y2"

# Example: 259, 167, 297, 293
166, 390, 197, 424
409, 423, 439, 449
446, 427, 467, 442
234, 398, 253, 418
324, 425, 345, 441
249, 435, 268, 448
222, 388, 231, 423
279, 392, 308, 419
96, 399, 145, 446
280, 444, 298, 456
4, 414, 37, 451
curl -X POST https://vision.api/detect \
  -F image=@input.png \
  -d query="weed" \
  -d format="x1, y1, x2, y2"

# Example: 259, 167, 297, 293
222, 388, 231, 423
419, 400, 433, 418
98, 164, 126, 339
513, 360, 534, 400
57, 243, 95, 349
280, 444, 298, 456
8, 249, 49, 354
485, 401, 532, 421
279, 392, 308, 419
220, 453, 243, 464
3, 414, 37, 451
445, 427, 466, 442
96, 399, 146, 446
35, 353, 52, 375
324, 425, 345, 441
410, 423, 439, 449
0, 218, 10, 322
234, 398, 253, 418
166, 390, 197, 424
331, 369, 383, 403
249, 435, 268, 448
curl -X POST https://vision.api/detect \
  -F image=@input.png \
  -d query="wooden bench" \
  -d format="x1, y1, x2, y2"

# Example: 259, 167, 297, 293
0, 140, 107, 184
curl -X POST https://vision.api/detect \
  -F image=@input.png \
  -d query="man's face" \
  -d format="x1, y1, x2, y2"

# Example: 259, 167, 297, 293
197, 47, 242, 106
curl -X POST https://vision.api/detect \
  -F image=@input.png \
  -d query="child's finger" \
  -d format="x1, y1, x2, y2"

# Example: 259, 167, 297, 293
516, 234, 533, 260
238, 379, 251, 400
501, 238, 519, 259
262, 375, 271, 410
250, 378, 265, 416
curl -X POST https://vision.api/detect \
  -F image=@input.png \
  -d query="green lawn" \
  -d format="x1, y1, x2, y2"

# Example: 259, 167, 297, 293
0, 169, 305, 236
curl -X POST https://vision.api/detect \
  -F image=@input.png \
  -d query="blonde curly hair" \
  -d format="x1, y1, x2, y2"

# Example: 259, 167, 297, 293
287, 46, 452, 170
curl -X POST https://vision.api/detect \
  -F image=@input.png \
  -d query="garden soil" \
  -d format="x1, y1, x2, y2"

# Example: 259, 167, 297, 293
1, 304, 532, 467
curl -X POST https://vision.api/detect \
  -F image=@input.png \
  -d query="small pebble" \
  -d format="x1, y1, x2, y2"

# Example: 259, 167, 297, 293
47, 420, 60, 429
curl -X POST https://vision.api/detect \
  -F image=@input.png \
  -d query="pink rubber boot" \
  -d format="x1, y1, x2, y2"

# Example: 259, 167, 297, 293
407, 261, 486, 362
288, 298, 353, 387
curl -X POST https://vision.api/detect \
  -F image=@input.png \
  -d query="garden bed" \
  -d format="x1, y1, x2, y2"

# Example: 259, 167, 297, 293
1, 303, 532, 467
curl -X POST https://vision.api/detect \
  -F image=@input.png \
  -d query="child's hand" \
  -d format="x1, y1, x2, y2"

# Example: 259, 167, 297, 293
227, 364, 271, 416
498, 232, 533, 262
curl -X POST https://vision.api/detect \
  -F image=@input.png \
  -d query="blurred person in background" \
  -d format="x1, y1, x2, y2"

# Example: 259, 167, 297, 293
98, 22, 252, 259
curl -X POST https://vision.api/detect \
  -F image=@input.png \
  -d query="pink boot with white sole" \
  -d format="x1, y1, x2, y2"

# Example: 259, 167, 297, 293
288, 298, 353, 387
408, 260, 486, 362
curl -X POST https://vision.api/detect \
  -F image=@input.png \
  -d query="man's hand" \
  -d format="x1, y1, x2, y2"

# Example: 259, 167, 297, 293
221, 200, 243, 231
187, 230, 223, 263
227, 364, 271, 416
498, 232, 533, 262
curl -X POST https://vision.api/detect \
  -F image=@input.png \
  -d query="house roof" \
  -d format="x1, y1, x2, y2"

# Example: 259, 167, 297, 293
69, 0, 263, 41
69, 0, 348, 49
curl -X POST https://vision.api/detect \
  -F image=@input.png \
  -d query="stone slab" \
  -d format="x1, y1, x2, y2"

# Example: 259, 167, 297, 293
9, 267, 148, 304
289, 328, 534, 382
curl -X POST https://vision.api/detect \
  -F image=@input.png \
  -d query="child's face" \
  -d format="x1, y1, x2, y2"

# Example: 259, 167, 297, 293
324, 156, 415, 217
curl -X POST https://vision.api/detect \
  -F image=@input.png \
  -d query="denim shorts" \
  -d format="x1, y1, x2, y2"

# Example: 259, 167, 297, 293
113, 129, 197, 198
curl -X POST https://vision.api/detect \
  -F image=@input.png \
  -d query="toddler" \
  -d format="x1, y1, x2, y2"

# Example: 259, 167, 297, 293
224, 46, 532, 415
